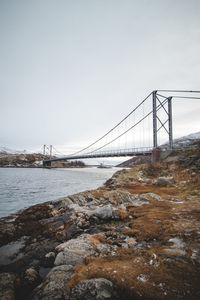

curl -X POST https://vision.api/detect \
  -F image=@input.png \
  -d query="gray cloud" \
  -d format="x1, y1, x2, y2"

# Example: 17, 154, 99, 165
0, 0, 200, 152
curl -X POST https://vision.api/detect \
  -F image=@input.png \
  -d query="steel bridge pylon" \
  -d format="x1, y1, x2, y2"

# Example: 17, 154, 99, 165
152, 90, 173, 150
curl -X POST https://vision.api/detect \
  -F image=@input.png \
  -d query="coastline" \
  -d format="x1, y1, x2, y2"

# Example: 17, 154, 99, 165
0, 153, 87, 168
0, 152, 200, 299
0, 167, 118, 219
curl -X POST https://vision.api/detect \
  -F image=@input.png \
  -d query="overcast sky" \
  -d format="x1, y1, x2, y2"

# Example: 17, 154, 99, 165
1, 0, 200, 154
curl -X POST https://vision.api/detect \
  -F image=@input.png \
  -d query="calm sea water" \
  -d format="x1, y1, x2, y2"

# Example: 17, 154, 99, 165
0, 167, 118, 218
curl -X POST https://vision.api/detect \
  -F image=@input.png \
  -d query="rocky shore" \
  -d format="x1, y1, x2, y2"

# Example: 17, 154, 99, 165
0, 148, 200, 299
0, 153, 86, 168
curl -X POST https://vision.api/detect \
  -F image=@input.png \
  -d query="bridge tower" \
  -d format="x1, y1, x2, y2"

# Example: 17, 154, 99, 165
152, 91, 173, 150
42, 145, 52, 167
43, 144, 46, 156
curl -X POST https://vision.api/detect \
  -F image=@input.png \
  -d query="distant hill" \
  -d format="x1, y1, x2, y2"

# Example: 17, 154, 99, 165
162, 131, 200, 149
117, 155, 151, 168
173, 131, 200, 146
0, 147, 27, 155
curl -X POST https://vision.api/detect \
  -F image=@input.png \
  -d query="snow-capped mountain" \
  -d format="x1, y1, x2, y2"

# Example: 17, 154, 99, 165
177, 131, 200, 141
162, 131, 200, 148
0, 147, 27, 155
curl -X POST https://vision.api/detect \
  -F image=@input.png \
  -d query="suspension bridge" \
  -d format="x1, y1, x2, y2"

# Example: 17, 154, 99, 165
43, 90, 200, 166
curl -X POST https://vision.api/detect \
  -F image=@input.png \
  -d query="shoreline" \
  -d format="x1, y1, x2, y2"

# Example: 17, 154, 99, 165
0, 167, 119, 219
0, 151, 200, 299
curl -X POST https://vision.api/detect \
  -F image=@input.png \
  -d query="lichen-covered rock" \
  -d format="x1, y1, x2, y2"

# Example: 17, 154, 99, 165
93, 205, 113, 219
54, 235, 96, 266
127, 192, 163, 206
0, 273, 15, 300
24, 267, 40, 285
157, 176, 174, 186
70, 278, 114, 300
128, 194, 150, 206
31, 265, 73, 300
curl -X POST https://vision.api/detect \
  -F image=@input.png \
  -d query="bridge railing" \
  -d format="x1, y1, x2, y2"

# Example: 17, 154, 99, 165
88, 147, 152, 156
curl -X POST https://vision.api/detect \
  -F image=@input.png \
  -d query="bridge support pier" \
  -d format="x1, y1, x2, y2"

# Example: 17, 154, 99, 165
43, 160, 52, 168
152, 148, 161, 162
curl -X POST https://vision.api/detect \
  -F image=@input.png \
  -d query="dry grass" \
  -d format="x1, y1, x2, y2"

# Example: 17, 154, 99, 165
118, 208, 129, 219
66, 155, 200, 298
86, 234, 106, 244
67, 250, 200, 300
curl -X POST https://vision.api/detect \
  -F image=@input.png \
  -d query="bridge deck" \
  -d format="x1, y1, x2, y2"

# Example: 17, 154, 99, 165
43, 147, 152, 163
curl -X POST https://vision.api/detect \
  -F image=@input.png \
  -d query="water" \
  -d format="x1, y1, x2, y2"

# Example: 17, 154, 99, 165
0, 167, 118, 218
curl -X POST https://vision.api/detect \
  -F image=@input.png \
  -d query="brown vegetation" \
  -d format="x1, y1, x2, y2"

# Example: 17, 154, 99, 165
66, 149, 200, 299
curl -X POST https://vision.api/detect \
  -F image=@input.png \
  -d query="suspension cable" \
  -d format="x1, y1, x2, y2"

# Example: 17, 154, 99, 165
52, 146, 67, 156
171, 96, 200, 99
87, 98, 168, 154
157, 90, 200, 93
68, 91, 153, 156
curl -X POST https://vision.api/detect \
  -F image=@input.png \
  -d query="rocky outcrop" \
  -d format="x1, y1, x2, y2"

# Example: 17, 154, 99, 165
70, 278, 115, 300
0, 153, 45, 168
31, 265, 74, 300
0, 153, 86, 168
54, 235, 96, 266
0, 157, 200, 299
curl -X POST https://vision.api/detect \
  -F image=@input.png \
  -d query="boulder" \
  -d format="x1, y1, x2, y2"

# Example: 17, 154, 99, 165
93, 205, 113, 219
157, 176, 174, 186
70, 278, 114, 300
31, 265, 73, 300
54, 235, 96, 266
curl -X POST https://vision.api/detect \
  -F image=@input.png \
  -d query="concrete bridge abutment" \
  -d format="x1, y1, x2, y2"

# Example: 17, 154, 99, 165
151, 148, 161, 163
43, 161, 52, 168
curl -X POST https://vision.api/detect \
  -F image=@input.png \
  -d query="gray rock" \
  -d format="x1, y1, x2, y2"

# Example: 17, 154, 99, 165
157, 176, 174, 186
31, 265, 73, 300
129, 194, 149, 206
55, 235, 95, 266
143, 193, 163, 201
0, 273, 15, 300
93, 205, 113, 219
69, 194, 89, 206
54, 250, 85, 266
52, 197, 73, 208
95, 243, 118, 257
0, 238, 26, 266
46, 264, 73, 280
183, 228, 198, 235
70, 278, 114, 300
164, 237, 186, 255
103, 190, 134, 205
24, 266, 40, 284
